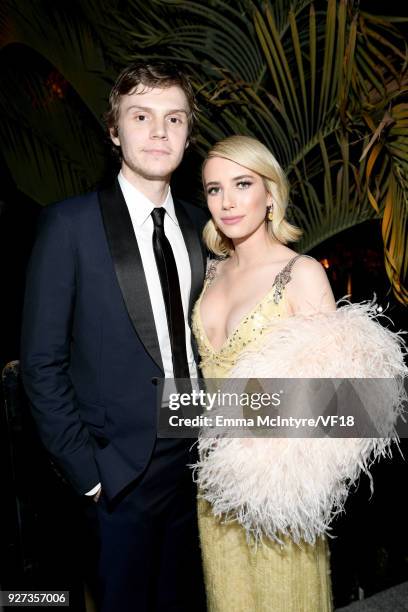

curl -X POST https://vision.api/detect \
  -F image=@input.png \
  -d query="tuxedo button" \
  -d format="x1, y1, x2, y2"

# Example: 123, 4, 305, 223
151, 377, 159, 386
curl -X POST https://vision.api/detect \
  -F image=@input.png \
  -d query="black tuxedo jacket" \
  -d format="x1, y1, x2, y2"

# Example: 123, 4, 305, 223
20, 180, 207, 500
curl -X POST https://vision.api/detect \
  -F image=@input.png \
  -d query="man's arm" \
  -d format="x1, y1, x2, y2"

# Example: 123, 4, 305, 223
20, 204, 100, 495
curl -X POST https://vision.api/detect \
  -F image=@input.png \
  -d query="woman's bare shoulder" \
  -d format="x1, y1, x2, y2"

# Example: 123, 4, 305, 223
286, 255, 336, 314
291, 255, 326, 276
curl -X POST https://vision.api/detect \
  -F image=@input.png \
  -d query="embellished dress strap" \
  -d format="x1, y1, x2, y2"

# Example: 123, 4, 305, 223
271, 254, 313, 304
204, 257, 224, 287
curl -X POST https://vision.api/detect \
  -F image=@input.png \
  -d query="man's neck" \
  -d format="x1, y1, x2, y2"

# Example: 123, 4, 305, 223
120, 166, 170, 205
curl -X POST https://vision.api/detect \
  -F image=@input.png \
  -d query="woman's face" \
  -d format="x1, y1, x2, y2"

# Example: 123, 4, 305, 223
203, 156, 272, 243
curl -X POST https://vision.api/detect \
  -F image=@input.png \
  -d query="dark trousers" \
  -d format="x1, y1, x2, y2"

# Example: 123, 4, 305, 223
92, 438, 206, 612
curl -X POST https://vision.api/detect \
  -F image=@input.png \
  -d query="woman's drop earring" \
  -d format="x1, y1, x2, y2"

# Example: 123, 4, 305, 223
266, 205, 273, 222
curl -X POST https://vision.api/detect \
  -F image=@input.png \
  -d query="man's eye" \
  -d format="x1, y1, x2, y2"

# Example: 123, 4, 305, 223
136, 114, 147, 121
237, 181, 251, 189
168, 116, 182, 124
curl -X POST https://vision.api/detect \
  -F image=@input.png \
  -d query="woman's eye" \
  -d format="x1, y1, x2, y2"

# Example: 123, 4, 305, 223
207, 187, 220, 196
237, 181, 252, 189
168, 116, 182, 124
136, 114, 147, 121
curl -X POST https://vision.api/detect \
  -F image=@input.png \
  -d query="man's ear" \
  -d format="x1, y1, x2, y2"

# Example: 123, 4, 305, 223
185, 139, 190, 150
110, 127, 120, 147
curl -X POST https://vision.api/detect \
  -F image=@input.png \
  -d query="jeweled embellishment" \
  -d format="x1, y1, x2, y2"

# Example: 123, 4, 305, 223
205, 257, 225, 285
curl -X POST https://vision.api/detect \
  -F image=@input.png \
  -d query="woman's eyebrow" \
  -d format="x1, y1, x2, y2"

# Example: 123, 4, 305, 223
205, 181, 220, 187
205, 174, 254, 187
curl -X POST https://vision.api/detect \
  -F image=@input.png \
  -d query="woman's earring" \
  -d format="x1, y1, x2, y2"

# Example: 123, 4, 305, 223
266, 205, 273, 222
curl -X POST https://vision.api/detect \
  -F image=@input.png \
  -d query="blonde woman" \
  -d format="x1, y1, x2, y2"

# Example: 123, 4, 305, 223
191, 135, 406, 611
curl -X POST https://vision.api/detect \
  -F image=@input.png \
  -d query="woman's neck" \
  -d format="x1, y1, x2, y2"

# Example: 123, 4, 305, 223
230, 230, 280, 268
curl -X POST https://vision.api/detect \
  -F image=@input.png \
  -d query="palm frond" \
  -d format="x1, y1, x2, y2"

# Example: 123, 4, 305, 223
1, 0, 112, 121
0, 51, 107, 203
0, 0, 113, 202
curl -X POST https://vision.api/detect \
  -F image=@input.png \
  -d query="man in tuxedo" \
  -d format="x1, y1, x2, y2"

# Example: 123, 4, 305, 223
21, 62, 207, 611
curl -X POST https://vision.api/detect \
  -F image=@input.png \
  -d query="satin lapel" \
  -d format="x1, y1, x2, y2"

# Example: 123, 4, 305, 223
174, 200, 206, 319
98, 181, 163, 372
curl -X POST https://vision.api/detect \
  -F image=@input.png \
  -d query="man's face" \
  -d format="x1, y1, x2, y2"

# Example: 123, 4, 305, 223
110, 85, 190, 183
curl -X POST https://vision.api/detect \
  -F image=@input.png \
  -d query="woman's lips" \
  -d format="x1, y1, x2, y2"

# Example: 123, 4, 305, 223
220, 216, 245, 225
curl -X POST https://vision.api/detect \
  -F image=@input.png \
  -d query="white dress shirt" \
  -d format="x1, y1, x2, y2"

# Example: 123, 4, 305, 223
86, 173, 198, 497
118, 172, 198, 379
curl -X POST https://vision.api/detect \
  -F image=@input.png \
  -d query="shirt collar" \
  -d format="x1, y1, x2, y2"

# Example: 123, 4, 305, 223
118, 172, 179, 227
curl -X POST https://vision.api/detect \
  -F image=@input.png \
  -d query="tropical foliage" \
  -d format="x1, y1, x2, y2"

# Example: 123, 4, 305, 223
0, 0, 407, 302
0, 1, 112, 202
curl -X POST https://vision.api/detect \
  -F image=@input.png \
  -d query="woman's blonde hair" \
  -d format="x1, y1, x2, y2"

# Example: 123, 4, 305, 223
202, 135, 302, 257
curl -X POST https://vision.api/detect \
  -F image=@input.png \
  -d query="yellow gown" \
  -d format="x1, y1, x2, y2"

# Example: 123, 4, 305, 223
191, 255, 333, 612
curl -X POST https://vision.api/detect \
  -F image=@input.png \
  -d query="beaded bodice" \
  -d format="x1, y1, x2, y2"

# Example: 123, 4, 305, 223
192, 254, 306, 378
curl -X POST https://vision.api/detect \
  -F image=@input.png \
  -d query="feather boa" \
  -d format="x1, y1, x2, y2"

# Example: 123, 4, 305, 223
193, 300, 407, 544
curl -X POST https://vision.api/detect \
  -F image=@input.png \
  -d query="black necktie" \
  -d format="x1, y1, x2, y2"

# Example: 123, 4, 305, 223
151, 207, 191, 388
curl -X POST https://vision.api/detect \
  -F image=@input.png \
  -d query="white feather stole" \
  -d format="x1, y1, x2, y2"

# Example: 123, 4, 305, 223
193, 300, 407, 544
